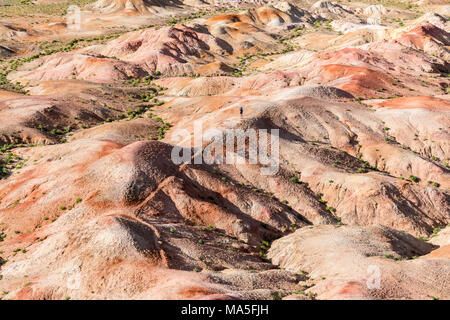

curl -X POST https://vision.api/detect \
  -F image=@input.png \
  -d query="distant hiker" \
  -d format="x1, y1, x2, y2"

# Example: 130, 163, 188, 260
240, 106, 243, 115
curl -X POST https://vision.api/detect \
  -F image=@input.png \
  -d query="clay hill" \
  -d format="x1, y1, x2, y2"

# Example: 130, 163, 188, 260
0, 0, 449, 300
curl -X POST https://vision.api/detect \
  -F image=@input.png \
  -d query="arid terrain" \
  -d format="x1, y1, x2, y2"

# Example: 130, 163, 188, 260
0, 0, 449, 300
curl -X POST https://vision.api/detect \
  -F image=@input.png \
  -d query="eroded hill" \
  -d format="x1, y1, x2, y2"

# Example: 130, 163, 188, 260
0, 0, 449, 300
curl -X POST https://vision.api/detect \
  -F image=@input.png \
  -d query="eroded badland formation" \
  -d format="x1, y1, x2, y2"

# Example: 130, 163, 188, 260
0, 0, 449, 300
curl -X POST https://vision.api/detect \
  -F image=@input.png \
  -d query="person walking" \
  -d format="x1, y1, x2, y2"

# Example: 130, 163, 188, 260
240, 106, 243, 116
